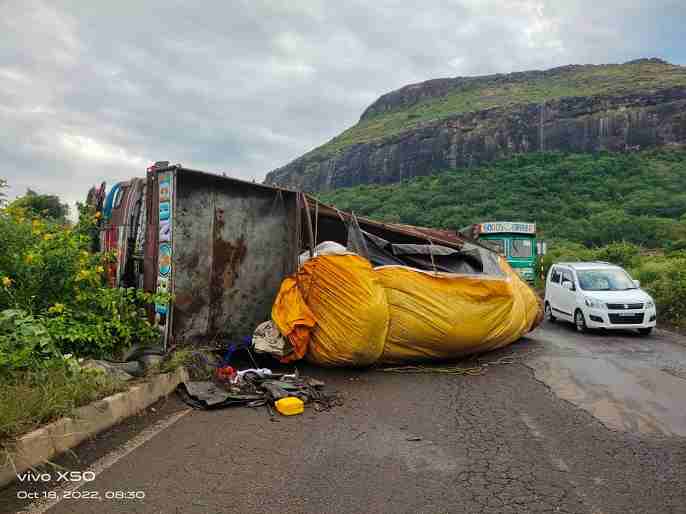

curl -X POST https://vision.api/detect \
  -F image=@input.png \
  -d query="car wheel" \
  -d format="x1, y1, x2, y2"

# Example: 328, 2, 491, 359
574, 309, 587, 333
545, 302, 555, 322
638, 327, 653, 336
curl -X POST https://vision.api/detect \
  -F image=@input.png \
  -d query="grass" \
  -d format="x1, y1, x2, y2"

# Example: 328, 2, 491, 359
0, 366, 125, 445
302, 60, 686, 161
159, 349, 193, 373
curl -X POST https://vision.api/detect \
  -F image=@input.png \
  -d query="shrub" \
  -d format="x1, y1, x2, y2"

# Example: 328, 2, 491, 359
0, 310, 60, 372
44, 287, 162, 360
639, 258, 686, 328
0, 202, 164, 365
592, 241, 641, 269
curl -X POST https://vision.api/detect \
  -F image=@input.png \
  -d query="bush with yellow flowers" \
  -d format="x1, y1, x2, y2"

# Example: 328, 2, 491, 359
0, 203, 165, 370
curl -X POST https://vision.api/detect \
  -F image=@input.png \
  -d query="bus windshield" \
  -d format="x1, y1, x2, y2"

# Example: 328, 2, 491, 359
510, 239, 532, 258
487, 239, 506, 255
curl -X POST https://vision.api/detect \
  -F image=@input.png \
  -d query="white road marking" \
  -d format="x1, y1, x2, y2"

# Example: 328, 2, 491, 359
18, 408, 192, 514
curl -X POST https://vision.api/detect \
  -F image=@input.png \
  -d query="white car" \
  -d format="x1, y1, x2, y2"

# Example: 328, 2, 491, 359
544, 262, 657, 335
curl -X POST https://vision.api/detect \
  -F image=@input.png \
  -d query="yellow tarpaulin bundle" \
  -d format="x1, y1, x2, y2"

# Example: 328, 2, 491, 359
377, 260, 542, 364
271, 254, 542, 367
272, 254, 389, 367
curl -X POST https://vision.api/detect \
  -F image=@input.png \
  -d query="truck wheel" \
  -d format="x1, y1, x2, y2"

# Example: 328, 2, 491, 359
574, 309, 587, 333
638, 327, 653, 336
545, 302, 555, 322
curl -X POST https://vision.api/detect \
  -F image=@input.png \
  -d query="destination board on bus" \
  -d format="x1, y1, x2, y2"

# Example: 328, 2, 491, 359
479, 222, 536, 235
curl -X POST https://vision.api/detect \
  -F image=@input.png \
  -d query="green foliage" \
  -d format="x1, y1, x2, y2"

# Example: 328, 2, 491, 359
0, 196, 162, 443
0, 179, 7, 206
44, 288, 163, 360
160, 349, 194, 373
0, 202, 163, 368
319, 149, 686, 249
308, 60, 686, 159
0, 310, 60, 371
635, 257, 686, 328
9, 189, 69, 223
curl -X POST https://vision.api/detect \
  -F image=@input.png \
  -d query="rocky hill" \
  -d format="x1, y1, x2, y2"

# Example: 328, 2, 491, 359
265, 58, 686, 191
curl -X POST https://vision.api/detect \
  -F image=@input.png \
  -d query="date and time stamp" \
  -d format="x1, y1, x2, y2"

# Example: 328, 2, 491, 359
17, 489, 146, 501
15, 471, 145, 503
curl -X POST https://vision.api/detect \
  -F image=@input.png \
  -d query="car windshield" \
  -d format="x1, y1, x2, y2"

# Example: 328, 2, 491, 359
577, 268, 636, 291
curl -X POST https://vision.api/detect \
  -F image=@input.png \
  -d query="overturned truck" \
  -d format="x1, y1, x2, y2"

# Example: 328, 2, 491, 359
88, 162, 542, 364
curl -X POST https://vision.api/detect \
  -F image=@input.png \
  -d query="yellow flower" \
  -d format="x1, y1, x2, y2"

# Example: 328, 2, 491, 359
31, 219, 43, 235
49, 303, 65, 314
1, 276, 13, 288
94, 212, 102, 219
76, 269, 91, 281
43, 233, 54, 241
96, 265, 105, 273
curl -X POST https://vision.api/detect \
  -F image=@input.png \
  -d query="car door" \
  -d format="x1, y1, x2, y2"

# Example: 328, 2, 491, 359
557, 268, 576, 319
547, 266, 562, 314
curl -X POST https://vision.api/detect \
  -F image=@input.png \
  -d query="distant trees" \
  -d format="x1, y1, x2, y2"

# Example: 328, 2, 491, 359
0, 179, 7, 206
318, 149, 686, 250
10, 189, 69, 223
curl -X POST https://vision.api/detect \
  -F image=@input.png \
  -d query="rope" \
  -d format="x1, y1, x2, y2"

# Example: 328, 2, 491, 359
378, 364, 484, 376
314, 200, 319, 245
427, 237, 436, 274
377, 354, 523, 375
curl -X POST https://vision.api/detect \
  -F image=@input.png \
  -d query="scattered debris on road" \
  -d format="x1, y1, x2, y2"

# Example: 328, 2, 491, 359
176, 351, 341, 415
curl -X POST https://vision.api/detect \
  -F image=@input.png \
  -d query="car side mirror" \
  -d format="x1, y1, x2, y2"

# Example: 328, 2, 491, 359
562, 281, 574, 291
633, 279, 640, 288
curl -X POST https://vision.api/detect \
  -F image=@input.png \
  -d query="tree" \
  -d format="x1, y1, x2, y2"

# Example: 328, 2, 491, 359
0, 178, 7, 206
10, 189, 69, 222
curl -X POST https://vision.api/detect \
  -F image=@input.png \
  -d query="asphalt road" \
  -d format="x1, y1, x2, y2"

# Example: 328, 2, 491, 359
3, 321, 686, 514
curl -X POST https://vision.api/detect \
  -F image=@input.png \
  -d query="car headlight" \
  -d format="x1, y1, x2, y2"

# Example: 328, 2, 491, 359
645, 300, 655, 309
584, 297, 603, 308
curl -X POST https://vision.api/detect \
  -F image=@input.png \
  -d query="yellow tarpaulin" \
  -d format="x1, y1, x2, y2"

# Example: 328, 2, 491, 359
271, 254, 542, 367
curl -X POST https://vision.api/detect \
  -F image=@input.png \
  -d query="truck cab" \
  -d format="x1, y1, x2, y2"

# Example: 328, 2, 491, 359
461, 221, 544, 282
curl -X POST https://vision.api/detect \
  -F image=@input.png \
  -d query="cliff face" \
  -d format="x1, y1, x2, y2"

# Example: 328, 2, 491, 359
265, 59, 686, 191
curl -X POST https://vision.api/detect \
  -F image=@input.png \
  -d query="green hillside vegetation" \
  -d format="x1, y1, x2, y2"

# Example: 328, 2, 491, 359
309, 60, 686, 159
318, 148, 686, 250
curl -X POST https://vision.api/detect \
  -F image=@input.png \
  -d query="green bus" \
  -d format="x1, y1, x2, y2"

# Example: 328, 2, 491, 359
461, 221, 545, 282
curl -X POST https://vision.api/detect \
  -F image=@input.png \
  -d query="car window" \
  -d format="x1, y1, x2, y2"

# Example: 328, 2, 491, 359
562, 270, 573, 284
550, 268, 561, 284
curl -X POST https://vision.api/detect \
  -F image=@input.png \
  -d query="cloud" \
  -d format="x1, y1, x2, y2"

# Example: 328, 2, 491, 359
0, 0, 683, 210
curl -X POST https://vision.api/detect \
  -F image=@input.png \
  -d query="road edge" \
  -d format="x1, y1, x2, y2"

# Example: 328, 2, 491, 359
0, 367, 188, 489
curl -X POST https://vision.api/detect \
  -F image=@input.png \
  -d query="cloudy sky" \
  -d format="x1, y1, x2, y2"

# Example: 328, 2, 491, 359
1, 0, 684, 210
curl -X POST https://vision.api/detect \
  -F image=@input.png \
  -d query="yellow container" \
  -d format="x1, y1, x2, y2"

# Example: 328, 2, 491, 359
275, 397, 304, 416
